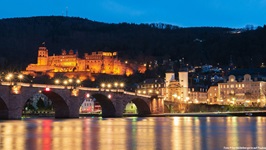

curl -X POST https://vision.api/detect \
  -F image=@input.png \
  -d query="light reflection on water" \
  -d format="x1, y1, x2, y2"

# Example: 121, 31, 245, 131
0, 117, 266, 150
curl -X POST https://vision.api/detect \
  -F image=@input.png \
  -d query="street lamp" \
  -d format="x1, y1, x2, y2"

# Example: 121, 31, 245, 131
18, 74, 23, 82
76, 79, 81, 84
54, 78, 81, 96
54, 79, 60, 84
4, 72, 25, 84
63, 80, 68, 85
100, 82, 125, 91
120, 83, 124, 88
3, 72, 24, 94
5, 73, 13, 82
114, 82, 118, 87
101, 83, 106, 88
107, 83, 112, 88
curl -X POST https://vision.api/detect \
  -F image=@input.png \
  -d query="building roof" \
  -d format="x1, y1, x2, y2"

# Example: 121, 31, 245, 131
228, 68, 266, 76
141, 78, 165, 84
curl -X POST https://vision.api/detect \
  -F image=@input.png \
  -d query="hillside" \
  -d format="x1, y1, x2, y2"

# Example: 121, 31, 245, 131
0, 16, 266, 70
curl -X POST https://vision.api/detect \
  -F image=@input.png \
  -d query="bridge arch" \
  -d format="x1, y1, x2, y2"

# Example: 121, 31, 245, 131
0, 97, 8, 119
39, 91, 70, 118
90, 93, 116, 117
22, 90, 70, 118
125, 98, 151, 115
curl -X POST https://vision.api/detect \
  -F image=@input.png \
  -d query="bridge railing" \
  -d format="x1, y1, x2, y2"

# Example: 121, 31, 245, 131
78, 87, 99, 91
0, 82, 152, 98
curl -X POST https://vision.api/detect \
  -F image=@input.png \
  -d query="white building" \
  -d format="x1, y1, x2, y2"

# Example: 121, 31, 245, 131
218, 74, 266, 106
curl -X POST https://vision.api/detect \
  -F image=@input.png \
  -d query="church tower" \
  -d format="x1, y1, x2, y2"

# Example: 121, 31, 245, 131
178, 58, 188, 101
37, 43, 48, 66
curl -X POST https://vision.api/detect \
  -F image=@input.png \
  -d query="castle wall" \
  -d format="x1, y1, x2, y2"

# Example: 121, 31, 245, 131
25, 46, 130, 75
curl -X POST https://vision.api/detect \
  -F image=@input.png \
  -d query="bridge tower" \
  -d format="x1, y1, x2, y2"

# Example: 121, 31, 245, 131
165, 65, 175, 100
37, 43, 49, 66
178, 58, 188, 101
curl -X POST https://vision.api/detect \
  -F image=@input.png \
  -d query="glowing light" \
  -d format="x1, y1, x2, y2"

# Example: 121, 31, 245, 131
76, 79, 81, 84
186, 97, 189, 101
143, 91, 146, 94
114, 82, 118, 87
120, 83, 124, 88
107, 83, 112, 88
18, 74, 23, 80
5, 73, 13, 81
54, 79, 60, 84
11, 85, 21, 94
108, 94, 112, 99
101, 83, 106, 88
45, 87, 50, 91
63, 80, 68, 85
86, 93, 90, 98
71, 89, 79, 96
68, 79, 73, 83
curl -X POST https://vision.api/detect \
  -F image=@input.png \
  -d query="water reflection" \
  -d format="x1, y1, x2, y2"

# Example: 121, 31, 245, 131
1, 117, 266, 149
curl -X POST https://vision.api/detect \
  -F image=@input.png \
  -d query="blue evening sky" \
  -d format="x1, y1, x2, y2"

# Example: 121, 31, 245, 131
1, 0, 266, 28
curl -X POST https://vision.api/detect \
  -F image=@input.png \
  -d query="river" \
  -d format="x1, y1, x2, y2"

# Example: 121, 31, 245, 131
0, 117, 266, 150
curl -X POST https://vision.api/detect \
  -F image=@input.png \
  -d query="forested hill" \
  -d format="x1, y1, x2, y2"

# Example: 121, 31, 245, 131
0, 16, 266, 70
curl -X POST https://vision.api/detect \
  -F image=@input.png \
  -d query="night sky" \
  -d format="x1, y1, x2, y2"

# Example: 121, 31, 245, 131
1, 0, 266, 28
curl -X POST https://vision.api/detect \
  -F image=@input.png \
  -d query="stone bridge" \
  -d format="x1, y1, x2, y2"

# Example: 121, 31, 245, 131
0, 82, 164, 119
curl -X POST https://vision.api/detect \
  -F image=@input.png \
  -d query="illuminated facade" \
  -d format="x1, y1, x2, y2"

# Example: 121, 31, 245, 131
167, 80, 182, 101
136, 78, 165, 96
25, 46, 135, 76
218, 74, 266, 106
164, 66, 189, 102
188, 88, 208, 104
207, 86, 218, 104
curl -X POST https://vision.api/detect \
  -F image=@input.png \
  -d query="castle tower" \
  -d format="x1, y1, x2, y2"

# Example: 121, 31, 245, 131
178, 58, 188, 101
37, 44, 49, 66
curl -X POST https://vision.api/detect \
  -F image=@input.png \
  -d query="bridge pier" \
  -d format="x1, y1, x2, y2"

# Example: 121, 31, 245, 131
68, 96, 81, 118
8, 94, 24, 119
113, 95, 125, 117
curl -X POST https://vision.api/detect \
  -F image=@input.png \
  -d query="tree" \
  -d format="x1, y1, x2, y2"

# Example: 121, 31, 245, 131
37, 98, 45, 111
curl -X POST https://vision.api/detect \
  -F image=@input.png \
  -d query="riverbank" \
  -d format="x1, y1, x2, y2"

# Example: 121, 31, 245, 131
79, 111, 266, 118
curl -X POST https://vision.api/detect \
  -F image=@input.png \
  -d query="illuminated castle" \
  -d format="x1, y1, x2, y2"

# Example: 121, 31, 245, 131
25, 45, 135, 76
